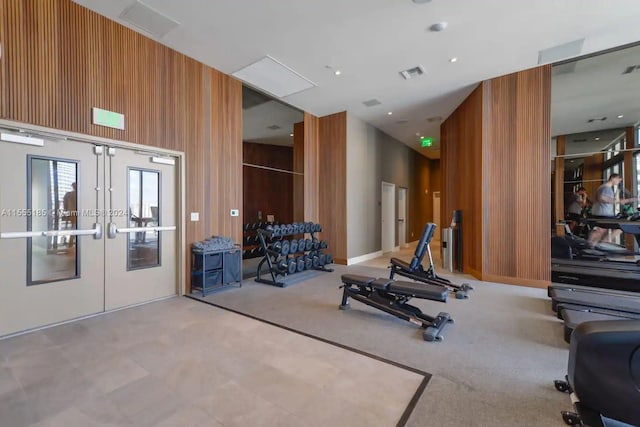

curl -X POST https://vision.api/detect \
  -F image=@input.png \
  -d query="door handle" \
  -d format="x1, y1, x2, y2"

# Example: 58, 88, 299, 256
115, 225, 176, 233
1, 223, 103, 240
397, 218, 405, 222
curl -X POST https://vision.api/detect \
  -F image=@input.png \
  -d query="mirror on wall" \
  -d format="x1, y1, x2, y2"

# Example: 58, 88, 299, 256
551, 42, 640, 262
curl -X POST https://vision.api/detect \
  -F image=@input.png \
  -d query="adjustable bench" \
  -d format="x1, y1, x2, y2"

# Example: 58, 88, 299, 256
389, 222, 472, 299
339, 274, 453, 342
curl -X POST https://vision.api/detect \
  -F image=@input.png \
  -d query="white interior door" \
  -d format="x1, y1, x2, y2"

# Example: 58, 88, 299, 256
398, 187, 407, 247
381, 182, 395, 253
433, 191, 441, 241
105, 148, 177, 310
0, 137, 105, 336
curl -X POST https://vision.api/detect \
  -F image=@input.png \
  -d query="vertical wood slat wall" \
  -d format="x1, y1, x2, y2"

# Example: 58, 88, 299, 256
442, 66, 551, 287
441, 85, 484, 277
318, 112, 348, 263
292, 121, 305, 222
304, 113, 320, 223
0, 0, 243, 292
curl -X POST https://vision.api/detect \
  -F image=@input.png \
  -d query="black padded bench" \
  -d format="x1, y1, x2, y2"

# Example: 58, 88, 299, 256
389, 222, 472, 299
339, 274, 452, 342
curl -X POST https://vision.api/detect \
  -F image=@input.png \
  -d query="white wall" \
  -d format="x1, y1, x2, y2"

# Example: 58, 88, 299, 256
346, 113, 416, 259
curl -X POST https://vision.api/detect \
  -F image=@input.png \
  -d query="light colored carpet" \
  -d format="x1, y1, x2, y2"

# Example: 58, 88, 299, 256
197, 251, 570, 427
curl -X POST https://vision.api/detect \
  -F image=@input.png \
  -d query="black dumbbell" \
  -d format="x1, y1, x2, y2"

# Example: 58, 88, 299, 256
269, 225, 279, 236
275, 259, 288, 275
287, 259, 297, 275
304, 256, 313, 270
271, 241, 282, 254
281, 240, 290, 256
311, 255, 320, 268
290, 239, 298, 254
305, 239, 313, 251
296, 257, 305, 272
320, 240, 328, 249
325, 253, 333, 265
302, 222, 310, 233
312, 238, 319, 250
298, 238, 306, 251
318, 253, 327, 266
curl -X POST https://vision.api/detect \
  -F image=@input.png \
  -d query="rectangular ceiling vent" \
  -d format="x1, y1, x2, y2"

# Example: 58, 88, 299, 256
267, 125, 281, 130
426, 116, 443, 123
587, 117, 607, 123
399, 65, 425, 80
119, 1, 180, 39
232, 56, 317, 98
395, 119, 409, 125
622, 65, 640, 74
362, 99, 381, 107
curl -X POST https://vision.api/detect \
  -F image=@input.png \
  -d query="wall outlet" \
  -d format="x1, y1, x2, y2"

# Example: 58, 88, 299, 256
190, 212, 199, 222
230, 209, 239, 217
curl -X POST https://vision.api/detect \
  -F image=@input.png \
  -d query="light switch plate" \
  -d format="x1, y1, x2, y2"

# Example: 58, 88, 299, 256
190, 212, 199, 222
230, 209, 239, 217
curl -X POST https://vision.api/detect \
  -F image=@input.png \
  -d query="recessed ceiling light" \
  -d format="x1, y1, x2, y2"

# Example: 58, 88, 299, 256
388, 111, 393, 115
412, 0, 432, 3
595, 137, 601, 141
334, 70, 341, 76
429, 22, 448, 32
290, 133, 294, 137
618, 114, 624, 118
449, 57, 458, 63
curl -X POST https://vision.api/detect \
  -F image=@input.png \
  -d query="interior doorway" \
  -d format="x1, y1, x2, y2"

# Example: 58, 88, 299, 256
397, 187, 408, 248
381, 181, 396, 253
433, 191, 441, 241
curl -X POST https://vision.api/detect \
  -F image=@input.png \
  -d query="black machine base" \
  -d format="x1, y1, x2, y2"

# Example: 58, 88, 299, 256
339, 274, 452, 342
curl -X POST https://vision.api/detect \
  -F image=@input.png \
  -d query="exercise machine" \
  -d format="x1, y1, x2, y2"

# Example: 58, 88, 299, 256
554, 320, 640, 427
339, 274, 453, 342
389, 222, 473, 299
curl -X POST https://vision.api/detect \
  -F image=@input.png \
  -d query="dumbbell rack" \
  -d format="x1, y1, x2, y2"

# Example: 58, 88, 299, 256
255, 222, 334, 288
242, 222, 279, 260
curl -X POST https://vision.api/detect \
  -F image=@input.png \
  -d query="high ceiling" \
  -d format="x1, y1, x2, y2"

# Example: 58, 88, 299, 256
74, 0, 640, 158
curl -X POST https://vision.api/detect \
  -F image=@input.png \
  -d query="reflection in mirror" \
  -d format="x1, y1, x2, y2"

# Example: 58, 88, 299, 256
242, 85, 304, 225
128, 169, 160, 270
552, 43, 640, 256
29, 157, 79, 285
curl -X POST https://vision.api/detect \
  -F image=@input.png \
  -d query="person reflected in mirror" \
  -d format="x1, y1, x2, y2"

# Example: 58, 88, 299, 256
566, 186, 589, 234
588, 174, 637, 247
63, 182, 77, 248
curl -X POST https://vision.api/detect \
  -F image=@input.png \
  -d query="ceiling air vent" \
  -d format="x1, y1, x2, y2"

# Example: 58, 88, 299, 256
119, 1, 180, 39
362, 99, 381, 107
267, 125, 281, 130
399, 65, 425, 80
587, 117, 607, 123
396, 120, 409, 125
623, 65, 640, 74
426, 116, 443, 123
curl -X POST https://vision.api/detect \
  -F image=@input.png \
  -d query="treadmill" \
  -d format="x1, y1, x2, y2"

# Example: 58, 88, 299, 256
556, 303, 640, 343
551, 220, 640, 292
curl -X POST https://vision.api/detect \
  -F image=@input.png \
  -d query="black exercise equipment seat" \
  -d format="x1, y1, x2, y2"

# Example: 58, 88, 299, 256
339, 274, 452, 342
389, 222, 472, 299
554, 320, 640, 427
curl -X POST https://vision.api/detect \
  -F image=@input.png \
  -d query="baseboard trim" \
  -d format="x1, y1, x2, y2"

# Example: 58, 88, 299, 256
347, 250, 383, 266
481, 273, 550, 289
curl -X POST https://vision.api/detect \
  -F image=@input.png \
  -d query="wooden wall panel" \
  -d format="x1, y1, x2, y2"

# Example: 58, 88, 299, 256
243, 142, 294, 224
0, 0, 246, 293
411, 154, 433, 240
482, 66, 551, 286
442, 66, 551, 287
318, 112, 347, 263
293, 121, 305, 222
209, 70, 243, 244
304, 113, 320, 223
441, 85, 484, 277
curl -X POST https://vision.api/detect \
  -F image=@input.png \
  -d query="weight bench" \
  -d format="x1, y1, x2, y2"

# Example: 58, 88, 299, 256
389, 222, 472, 299
339, 274, 453, 342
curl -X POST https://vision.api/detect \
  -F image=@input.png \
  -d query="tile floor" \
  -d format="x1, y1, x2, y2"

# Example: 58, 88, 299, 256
0, 297, 424, 427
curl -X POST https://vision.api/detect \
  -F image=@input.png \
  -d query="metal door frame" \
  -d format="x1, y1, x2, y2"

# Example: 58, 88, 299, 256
0, 119, 187, 297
